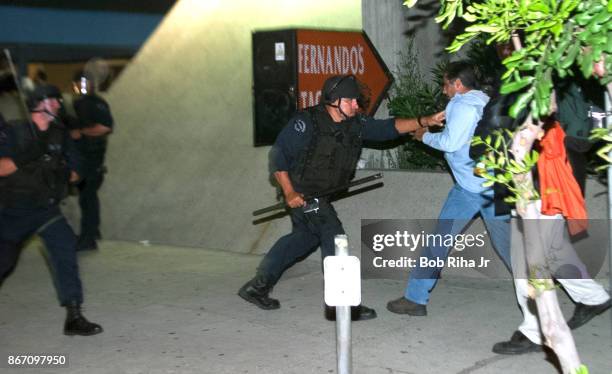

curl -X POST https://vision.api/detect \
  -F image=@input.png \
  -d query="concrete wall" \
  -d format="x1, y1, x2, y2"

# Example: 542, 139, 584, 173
360, 0, 449, 168
97, 0, 610, 276
101, 0, 362, 253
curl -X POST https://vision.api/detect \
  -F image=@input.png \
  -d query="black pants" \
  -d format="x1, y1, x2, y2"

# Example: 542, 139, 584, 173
78, 160, 104, 241
0, 205, 83, 306
257, 200, 345, 283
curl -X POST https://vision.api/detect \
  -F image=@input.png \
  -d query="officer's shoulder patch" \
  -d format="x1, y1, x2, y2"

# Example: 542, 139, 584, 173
293, 118, 307, 133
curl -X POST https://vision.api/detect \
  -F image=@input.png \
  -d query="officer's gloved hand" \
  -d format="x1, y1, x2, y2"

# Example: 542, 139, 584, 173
12, 141, 47, 169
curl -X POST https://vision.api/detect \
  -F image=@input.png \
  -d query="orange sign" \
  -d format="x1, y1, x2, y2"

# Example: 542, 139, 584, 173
296, 29, 392, 116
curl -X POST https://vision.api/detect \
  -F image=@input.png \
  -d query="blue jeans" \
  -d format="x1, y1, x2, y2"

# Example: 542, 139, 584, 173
404, 184, 511, 305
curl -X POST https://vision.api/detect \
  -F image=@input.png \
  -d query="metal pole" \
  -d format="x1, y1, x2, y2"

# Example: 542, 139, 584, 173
334, 234, 351, 374
605, 91, 612, 332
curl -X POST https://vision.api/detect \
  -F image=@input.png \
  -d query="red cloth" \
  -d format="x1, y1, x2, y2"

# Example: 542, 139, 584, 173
536, 122, 588, 235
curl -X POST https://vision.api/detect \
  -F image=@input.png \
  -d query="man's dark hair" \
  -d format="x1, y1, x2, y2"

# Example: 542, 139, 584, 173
445, 61, 479, 90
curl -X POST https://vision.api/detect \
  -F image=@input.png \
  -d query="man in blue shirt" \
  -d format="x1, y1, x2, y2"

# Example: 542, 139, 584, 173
239, 74, 444, 321
387, 62, 511, 316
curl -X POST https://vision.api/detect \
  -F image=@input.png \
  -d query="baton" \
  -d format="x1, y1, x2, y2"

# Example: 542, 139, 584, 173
252, 172, 383, 216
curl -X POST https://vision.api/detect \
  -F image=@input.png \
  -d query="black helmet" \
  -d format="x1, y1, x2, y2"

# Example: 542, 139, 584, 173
322, 75, 360, 104
26, 83, 62, 111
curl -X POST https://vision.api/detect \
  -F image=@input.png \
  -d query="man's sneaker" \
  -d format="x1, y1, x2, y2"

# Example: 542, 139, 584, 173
325, 305, 377, 321
492, 331, 542, 355
386, 297, 427, 316
567, 299, 612, 330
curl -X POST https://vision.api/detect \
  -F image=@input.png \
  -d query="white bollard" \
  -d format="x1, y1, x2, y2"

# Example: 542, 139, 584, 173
324, 234, 361, 374
334, 235, 351, 374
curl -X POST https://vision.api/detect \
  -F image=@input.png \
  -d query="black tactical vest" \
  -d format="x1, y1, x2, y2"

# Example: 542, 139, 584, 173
290, 106, 363, 195
0, 121, 70, 208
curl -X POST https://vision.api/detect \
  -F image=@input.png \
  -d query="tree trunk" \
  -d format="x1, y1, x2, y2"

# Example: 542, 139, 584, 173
511, 123, 582, 373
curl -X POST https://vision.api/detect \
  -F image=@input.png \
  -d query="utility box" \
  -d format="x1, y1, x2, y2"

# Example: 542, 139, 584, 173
252, 28, 392, 146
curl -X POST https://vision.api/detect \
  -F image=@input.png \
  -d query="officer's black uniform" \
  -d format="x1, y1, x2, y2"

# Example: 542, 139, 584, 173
239, 75, 400, 320
73, 92, 114, 250
0, 84, 102, 336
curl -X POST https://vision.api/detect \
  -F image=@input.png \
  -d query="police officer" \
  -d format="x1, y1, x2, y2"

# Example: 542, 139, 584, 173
238, 75, 444, 320
71, 70, 114, 251
0, 83, 103, 335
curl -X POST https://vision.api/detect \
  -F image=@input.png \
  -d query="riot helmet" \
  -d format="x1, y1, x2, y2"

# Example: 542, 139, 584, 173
26, 83, 62, 112
322, 75, 360, 120
322, 75, 360, 104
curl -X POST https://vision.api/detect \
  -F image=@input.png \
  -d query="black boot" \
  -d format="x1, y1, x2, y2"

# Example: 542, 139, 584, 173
238, 274, 280, 310
76, 236, 98, 252
64, 303, 103, 336
567, 299, 612, 330
325, 305, 377, 321
492, 331, 542, 355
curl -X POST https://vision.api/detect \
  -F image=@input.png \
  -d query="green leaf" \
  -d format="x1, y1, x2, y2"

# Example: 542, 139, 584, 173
591, 10, 612, 25
525, 20, 558, 32
580, 51, 594, 77
575, 12, 594, 26
518, 60, 538, 71
465, 24, 502, 33
494, 134, 502, 149
403, 0, 418, 7
504, 196, 518, 203
462, 13, 477, 22
551, 22, 563, 37
588, 22, 604, 34
503, 51, 526, 64
500, 77, 535, 94
501, 67, 516, 80
573, 364, 589, 374
527, 3, 550, 13
509, 89, 534, 118
560, 42, 580, 69
537, 96, 551, 117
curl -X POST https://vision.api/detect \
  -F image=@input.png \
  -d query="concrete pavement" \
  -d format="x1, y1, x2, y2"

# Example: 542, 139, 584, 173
1, 241, 610, 374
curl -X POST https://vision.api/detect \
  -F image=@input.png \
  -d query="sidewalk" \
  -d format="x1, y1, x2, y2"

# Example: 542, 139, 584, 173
0, 241, 610, 374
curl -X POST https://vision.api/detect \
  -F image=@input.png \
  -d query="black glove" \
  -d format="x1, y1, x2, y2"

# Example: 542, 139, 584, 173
12, 141, 47, 169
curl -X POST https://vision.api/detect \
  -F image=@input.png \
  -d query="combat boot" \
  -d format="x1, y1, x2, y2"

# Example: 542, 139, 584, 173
238, 274, 280, 310
325, 305, 377, 321
63, 303, 103, 336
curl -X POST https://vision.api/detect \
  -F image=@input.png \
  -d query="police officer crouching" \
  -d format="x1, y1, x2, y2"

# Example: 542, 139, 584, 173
238, 75, 445, 320
0, 84, 103, 336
